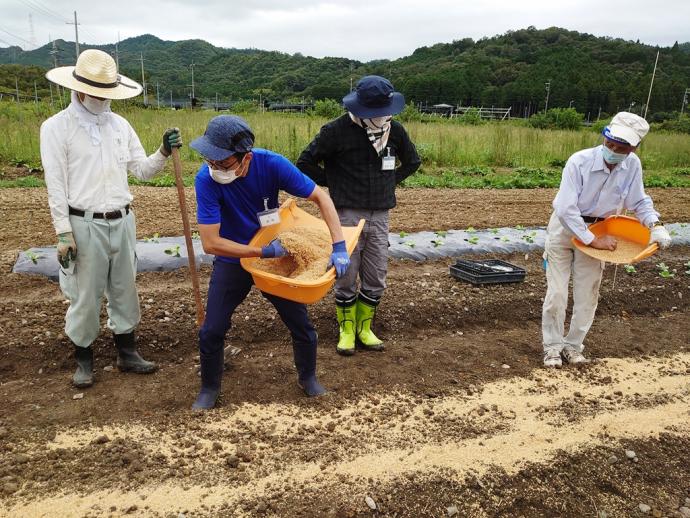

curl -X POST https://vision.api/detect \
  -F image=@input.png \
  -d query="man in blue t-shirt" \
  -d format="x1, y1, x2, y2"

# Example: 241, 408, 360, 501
189, 115, 350, 410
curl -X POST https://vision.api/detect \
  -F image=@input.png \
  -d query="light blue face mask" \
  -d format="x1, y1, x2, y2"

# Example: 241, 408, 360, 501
602, 145, 628, 165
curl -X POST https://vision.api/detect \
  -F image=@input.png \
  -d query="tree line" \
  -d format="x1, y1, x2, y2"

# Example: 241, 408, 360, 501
1, 27, 689, 118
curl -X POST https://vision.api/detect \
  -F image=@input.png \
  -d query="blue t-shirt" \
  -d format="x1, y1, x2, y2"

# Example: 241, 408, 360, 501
195, 148, 316, 263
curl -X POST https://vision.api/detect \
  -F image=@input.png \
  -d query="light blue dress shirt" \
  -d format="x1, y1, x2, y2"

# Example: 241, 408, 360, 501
552, 145, 660, 244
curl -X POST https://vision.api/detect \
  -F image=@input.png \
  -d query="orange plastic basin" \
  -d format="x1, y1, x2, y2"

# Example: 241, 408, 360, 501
572, 215, 658, 264
241, 199, 364, 304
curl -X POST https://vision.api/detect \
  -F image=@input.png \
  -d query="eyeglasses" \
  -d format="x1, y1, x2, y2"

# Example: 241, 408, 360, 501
207, 153, 243, 170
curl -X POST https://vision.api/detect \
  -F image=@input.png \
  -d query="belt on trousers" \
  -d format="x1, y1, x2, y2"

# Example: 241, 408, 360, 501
69, 205, 130, 220
582, 215, 604, 224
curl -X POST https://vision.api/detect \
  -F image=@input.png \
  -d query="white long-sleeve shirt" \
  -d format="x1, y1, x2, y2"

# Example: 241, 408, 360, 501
40, 96, 168, 234
552, 145, 660, 244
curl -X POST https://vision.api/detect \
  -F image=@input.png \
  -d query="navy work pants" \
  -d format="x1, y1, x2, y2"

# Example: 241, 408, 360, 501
199, 261, 317, 360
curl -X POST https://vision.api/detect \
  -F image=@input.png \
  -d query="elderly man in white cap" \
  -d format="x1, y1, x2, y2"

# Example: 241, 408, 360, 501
542, 112, 671, 368
40, 49, 182, 387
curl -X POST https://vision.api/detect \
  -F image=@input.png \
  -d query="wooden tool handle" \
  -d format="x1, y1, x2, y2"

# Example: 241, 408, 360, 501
171, 147, 205, 326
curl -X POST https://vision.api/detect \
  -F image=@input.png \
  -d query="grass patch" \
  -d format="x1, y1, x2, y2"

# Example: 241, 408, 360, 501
1, 101, 689, 189
0, 175, 45, 188
402, 167, 690, 189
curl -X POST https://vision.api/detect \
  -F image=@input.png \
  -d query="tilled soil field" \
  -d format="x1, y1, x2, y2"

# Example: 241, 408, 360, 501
0, 187, 689, 518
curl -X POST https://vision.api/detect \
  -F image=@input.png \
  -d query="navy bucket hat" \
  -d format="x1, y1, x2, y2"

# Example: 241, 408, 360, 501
342, 75, 405, 118
190, 115, 255, 161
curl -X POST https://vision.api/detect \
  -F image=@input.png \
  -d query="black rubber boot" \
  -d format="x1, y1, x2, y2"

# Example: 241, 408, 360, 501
114, 332, 157, 374
73, 345, 94, 388
292, 342, 327, 397
192, 348, 224, 411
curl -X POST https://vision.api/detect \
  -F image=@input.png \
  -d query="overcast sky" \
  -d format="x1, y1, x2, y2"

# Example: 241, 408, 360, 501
1, 0, 689, 61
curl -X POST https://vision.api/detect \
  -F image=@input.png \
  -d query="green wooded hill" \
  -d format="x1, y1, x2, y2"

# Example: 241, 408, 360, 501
1, 27, 689, 116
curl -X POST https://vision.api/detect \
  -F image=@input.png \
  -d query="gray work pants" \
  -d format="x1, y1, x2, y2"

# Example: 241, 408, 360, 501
334, 208, 389, 300
59, 210, 140, 348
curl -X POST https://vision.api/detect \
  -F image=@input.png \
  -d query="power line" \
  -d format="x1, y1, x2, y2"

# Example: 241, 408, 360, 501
17, 0, 68, 24
0, 25, 34, 47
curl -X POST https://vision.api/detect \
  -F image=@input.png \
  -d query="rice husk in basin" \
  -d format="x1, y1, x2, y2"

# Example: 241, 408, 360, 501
579, 237, 648, 263
254, 227, 332, 281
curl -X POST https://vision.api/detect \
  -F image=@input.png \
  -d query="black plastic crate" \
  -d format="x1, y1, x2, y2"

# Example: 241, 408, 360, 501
449, 259, 526, 285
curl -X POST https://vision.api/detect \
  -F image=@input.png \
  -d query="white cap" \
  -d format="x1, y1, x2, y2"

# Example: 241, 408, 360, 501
604, 112, 649, 146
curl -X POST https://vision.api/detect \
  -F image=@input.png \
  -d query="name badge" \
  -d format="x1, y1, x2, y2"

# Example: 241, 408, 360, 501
257, 198, 281, 227
382, 147, 395, 171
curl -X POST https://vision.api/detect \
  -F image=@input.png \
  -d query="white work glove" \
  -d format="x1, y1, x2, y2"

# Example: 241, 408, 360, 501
650, 224, 671, 249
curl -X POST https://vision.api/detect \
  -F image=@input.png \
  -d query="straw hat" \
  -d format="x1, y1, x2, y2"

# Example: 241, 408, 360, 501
46, 49, 142, 100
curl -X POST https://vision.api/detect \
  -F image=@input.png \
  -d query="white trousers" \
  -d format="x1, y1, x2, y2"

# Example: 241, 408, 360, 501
60, 210, 140, 348
541, 213, 605, 352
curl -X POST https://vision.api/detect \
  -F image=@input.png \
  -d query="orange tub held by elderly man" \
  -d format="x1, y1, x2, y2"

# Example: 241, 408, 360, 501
572, 215, 659, 264
241, 199, 364, 304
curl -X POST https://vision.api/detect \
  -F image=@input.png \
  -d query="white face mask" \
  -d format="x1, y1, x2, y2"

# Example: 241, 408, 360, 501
81, 94, 111, 115
208, 163, 238, 184
364, 116, 392, 130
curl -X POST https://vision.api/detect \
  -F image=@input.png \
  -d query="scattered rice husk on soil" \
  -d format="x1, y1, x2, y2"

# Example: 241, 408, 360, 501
254, 227, 332, 281
580, 237, 649, 263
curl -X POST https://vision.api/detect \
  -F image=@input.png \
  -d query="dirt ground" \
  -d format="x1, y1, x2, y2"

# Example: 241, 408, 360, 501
0, 187, 689, 517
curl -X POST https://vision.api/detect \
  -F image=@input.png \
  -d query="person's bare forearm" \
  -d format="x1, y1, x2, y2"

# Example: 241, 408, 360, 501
198, 223, 263, 258
205, 237, 262, 258
309, 187, 345, 243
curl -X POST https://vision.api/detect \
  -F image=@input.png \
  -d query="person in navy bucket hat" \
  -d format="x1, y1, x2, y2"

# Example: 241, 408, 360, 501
189, 115, 350, 410
298, 76, 421, 358
342, 75, 406, 118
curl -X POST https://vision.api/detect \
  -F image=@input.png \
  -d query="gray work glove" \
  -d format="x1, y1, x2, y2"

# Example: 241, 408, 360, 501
161, 127, 182, 157
57, 232, 77, 268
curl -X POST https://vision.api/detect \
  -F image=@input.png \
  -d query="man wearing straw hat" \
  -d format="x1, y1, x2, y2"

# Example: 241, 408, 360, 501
40, 49, 182, 387
189, 115, 350, 410
297, 76, 421, 356
542, 112, 671, 368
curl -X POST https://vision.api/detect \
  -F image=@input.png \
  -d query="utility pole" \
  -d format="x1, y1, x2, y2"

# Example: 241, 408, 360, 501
115, 32, 120, 69
49, 81, 54, 106
156, 82, 160, 109
597, 106, 602, 120
49, 39, 59, 67
66, 11, 80, 58
544, 81, 551, 113
680, 88, 689, 118
15, 77, 19, 103
643, 50, 659, 120
34, 81, 38, 104
189, 63, 196, 100
139, 53, 147, 105
169, 90, 173, 108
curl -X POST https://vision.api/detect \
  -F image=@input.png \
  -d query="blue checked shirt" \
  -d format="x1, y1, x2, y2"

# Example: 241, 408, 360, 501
552, 145, 660, 244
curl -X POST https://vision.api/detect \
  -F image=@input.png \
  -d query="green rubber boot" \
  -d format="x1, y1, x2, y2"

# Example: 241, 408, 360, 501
335, 297, 356, 356
355, 294, 385, 351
